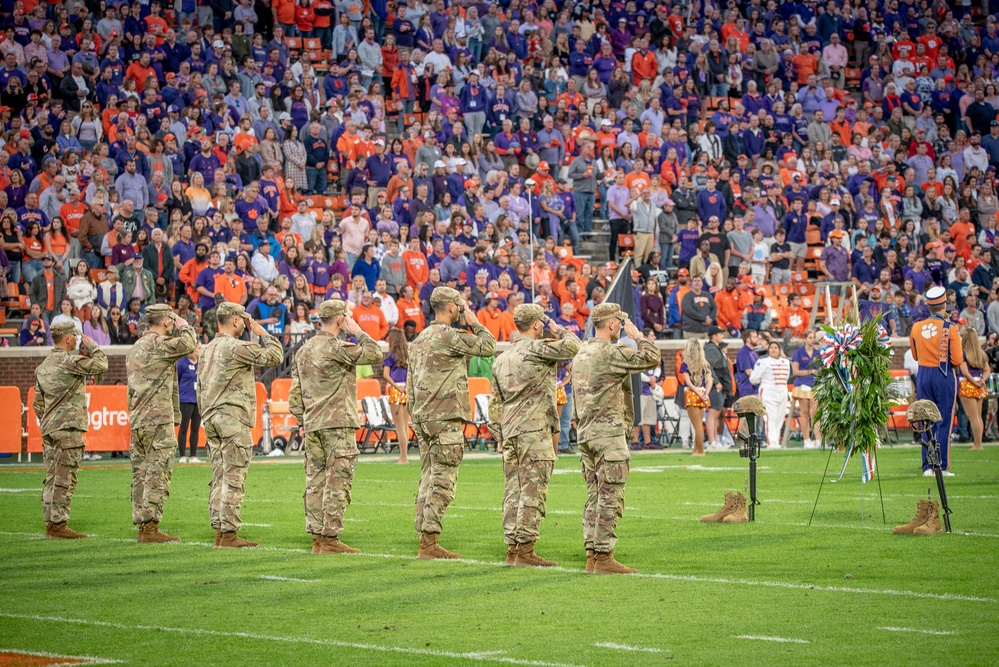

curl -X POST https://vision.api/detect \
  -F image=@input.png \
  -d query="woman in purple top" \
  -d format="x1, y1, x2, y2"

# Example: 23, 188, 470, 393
791, 330, 821, 449
383, 329, 410, 464
83, 304, 112, 346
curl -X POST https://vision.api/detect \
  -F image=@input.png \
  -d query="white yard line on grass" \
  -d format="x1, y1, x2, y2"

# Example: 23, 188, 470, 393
241, 523, 272, 527
735, 635, 810, 644
593, 642, 668, 653
258, 575, 320, 583
877, 626, 958, 636
0, 488, 42, 493
0, 612, 582, 667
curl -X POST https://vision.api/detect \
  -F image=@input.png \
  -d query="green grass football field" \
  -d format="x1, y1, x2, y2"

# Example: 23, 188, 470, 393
0, 443, 997, 666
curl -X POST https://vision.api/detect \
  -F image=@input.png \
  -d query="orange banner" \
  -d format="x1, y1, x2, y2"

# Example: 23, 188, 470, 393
0, 387, 23, 453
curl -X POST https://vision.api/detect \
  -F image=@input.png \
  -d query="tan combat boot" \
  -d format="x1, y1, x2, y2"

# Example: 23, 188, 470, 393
894, 499, 931, 535
311, 534, 323, 554
913, 501, 943, 535
213, 527, 221, 547
137, 521, 181, 543
417, 532, 462, 559
45, 522, 87, 539
513, 542, 557, 567
591, 552, 637, 574
216, 531, 259, 548
319, 537, 361, 554
722, 493, 748, 523
505, 544, 518, 566
585, 549, 595, 573
700, 492, 737, 523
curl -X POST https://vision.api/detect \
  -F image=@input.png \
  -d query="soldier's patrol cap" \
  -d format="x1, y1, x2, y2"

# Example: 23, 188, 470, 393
591, 302, 628, 323
926, 286, 947, 307
513, 303, 546, 325
146, 303, 174, 315
50, 321, 81, 337
216, 302, 251, 319
318, 299, 349, 319
430, 286, 463, 307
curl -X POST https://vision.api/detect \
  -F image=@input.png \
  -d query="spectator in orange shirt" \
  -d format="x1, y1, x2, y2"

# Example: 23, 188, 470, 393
563, 278, 589, 327
125, 52, 156, 90
395, 284, 425, 332
631, 38, 658, 85
178, 243, 209, 305
215, 254, 248, 305
779, 293, 810, 340
714, 275, 744, 333
477, 294, 515, 341
791, 49, 817, 84
352, 290, 389, 340
402, 235, 428, 290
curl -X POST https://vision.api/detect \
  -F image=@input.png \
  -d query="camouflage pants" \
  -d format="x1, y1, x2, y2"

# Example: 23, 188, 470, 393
130, 424, 177, 525
304, 427, 359, 538
579, 435, 630, 553
41, 430, 84, 524
502, 431, 555, 545
204, 417, 253, 533
413, 420, 465, 535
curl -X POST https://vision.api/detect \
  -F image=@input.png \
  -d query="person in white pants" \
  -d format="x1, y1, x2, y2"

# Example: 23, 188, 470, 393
750, 341, 792, 449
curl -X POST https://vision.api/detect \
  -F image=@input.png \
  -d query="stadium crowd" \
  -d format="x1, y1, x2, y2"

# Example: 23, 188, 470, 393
2, 0, 999, 350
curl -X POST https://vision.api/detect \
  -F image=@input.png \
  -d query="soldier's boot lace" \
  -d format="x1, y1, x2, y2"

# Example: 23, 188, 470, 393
311, 533, 323, 554
913, 500, 943, 535
45, 522, 87, 539
417, 532, 462, 559
216, 531, 259, 548
319, 536, 361, 554
722, 493, 748, 523
137, 521, 181, 543
700, 492, 737, 523
504, 544, 518, 566
513, 542, 557, 567
894, 499, 931, 535
585, 549, 595, 573
591, 552, 638, 575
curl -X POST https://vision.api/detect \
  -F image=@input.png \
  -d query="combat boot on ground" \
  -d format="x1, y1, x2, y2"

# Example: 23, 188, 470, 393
722, 493, 748, 523
213, 528, 221, 547
137, 521, 181, 543
216, 531, 259, 548
894, 499, 931, 535
319, 536, 361, 554
700, 492, 737, 522
311, 533, 323, 554
913, 501, 943, 535
591, 552, 637, 574
585, 549, 595, 573
45, 522, 87, 539
513, 542, 557, 567
504, 544, 518, 566
417, 532, 462, 559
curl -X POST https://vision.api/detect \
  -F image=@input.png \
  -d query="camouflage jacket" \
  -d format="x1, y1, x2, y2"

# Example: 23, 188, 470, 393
32, 342, 109, 433
197, 331, 283, 427
572, 337, 661, 442
127, 324, 198, 430
289, 330, 383, 432
490, 329, 581, 441
407, 321, 497, 423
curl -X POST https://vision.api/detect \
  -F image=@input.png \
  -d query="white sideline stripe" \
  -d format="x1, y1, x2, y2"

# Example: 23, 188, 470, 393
242, 523, 272, 527
0, 613, 581, 667
877, 626, 958, 636
258, 575, 320, 583
0, 648, 121, 664
735, 635, 810, 644
0, 531, 991, 604
593, 642, 668, 653
0, 488, 42, 493
553, 465, 771, 475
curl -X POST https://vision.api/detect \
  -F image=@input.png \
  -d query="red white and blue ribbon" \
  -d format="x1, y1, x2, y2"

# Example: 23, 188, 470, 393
861, 449, 876, 484
819, 324, 861, 368
876, 324, 893, 355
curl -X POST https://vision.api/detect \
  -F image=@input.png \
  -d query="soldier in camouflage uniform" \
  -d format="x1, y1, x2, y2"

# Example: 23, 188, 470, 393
290, 299, 383, 555
408, 286, 496, 559
197, 302, 283, 548
126, 303, 198, 543
32, 321, 109, 539
573, 303, 660, 574
490, 304, 581, 568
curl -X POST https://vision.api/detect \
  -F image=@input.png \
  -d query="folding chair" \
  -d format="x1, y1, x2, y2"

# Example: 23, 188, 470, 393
657, 398, 683, 447
360, 396, 394, 453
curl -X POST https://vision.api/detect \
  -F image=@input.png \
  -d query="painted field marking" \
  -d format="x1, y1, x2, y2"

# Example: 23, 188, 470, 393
735, 635, 810, 644
0, 613, 582, 667
0, 531, 992, 604
593, 642, 668, 653
257, 575, 320, 583
241, 523, 272, 528
877, 626, 958, 636
0, 648, 121, 665
0, 488, 42, 493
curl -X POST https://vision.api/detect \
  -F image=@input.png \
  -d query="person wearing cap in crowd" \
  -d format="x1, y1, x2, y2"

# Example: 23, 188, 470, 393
572, 302, 660, 574
407, 286, 496, 560
32, 319, 109, 539
118, 250, 156, 310
125, 303, 197, 543
289, 298, 383, 555
489, 304, 581, 568
197, 302, 283, 548
909, 286, 981, 477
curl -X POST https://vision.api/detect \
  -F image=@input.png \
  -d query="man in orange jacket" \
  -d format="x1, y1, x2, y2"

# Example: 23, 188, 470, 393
477, 294, 515, 341
178, 243, 209, 305
395, 285, 425, 332
402, 236, 428, 291
352, 290, 389, 340
714, 275, 745, 334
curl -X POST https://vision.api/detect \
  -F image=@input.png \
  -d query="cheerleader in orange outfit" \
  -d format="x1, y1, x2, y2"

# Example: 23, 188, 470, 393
382, 329, 411, 465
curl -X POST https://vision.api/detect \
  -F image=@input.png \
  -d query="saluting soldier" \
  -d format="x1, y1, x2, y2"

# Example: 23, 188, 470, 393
126, 303, 198, 542
197, 302, 283, 548
289, 299, 383, 555
33, 322, 109, 539
572, 303, 661, 574
490, 304, 581, 568
408, 286, 497, 559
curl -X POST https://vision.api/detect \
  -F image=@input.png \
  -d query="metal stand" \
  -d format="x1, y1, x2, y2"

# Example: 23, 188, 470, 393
922, 432, 953, 533
737, 414, 763, 522
808, 444, 836, 525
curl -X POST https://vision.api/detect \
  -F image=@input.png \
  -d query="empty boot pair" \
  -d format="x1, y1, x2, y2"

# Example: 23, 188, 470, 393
700, 492, 748, 523
894, 499, 942, 535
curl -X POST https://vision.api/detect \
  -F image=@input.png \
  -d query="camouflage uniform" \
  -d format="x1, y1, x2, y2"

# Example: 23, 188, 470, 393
32, 322, 109, 525
289, 300, 383, 539
572, 304, 660, 553
408, 287, 496, 536
197, 303, 283, 533
491, 305, 580, 546
126, 304, 197, 525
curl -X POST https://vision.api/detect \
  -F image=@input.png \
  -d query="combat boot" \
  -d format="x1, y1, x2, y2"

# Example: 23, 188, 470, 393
513, 542, 557, 568
913, 501, 943, 535
585, 549, 595, 573
45, 522, 87, 539
213, 527, 221, 547
319, 537, 361, 554
504, 544, 518, 566
894, 499, 931, 535
591, 552, 637, 574
137, 521, 181, 543
722, 493, 748, 523
311, 534, 323, 554
216, 531, 259, 548
700, 492, 737, 523
417, 532, 462, 559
